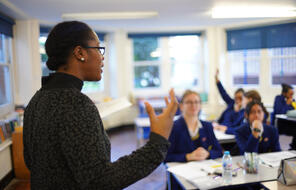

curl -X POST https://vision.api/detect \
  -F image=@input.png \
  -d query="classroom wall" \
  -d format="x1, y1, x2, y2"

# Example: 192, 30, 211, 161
10, 20, 288, 128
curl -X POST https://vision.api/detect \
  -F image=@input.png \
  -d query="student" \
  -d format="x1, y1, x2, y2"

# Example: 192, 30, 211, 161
165, 90, 222, 162
165, 90, 222, 190
215, 90, 262, 134
214, 69, 244, 127
23, 21, 179, 190
271, 83, 296, 125
235, 101, 281, 154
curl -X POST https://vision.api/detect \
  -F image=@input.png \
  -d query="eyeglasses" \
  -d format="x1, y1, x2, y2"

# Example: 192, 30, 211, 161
183, 101, 201, 105
84, 46, 105, 55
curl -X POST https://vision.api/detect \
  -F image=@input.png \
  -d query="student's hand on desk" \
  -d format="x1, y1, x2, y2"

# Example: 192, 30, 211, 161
145, 89, 179, 140
251, 120, 263, 139
186, 147, 209, 161
214, 125, 227, 133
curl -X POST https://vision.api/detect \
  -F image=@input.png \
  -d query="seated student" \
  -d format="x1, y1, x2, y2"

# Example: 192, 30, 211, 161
165, 90, 223, 190
165, 90, 222, 163
215, 90, 262, 134
214, 69, 244, 127
271, 83, 296, 125
235, 101, 281, 154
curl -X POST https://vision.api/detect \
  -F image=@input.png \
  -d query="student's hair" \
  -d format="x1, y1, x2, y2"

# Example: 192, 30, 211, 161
45, 21, 95, 71
180, 90, 201, 103
281, 83, 293, 94
235, 88, 244, 95
245, 100, 269, 118
244, 90, 261, 102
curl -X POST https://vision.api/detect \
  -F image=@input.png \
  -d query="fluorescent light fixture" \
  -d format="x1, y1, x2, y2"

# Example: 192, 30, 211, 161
62, 12, 158, 20
212, 6, 296, 18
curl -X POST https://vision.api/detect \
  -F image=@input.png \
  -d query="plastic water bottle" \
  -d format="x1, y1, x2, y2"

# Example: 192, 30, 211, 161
222, 151, 232, 184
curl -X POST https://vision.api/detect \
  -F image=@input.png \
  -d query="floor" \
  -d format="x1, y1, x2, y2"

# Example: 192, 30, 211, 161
4, 126, 293, 190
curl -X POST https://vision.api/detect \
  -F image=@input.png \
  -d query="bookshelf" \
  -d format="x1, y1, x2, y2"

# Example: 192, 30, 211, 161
0, 138, 12, 152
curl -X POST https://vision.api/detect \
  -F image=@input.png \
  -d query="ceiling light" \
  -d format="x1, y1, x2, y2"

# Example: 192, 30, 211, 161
212, 6, 296, 18
62, 12, 158, 20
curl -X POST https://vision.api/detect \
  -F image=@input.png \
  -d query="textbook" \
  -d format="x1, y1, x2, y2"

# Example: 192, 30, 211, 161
95, 97, 132, 119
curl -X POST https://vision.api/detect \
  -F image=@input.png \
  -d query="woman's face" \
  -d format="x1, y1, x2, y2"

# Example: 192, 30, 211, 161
180, 93, 201, 117
285, 89, 294, 99
81, 31, 104, 81
234, 91, 243, 105
246, 104, 264, 124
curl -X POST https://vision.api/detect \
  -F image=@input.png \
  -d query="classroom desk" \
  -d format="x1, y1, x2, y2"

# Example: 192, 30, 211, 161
166, 151, 296, 190
134, 117, 236, 146
275, 114, 296, 134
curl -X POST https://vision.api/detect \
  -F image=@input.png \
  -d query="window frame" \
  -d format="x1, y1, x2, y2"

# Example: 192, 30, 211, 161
0, 34, 14, 118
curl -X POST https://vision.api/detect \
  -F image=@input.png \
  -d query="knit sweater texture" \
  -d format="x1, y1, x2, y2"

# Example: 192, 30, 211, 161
23, 72, 169, 190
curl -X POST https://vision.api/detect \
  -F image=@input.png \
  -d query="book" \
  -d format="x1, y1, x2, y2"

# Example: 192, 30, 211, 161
0, 123, 8, 139
0, 127, 5, 142
5, 122, 12, 138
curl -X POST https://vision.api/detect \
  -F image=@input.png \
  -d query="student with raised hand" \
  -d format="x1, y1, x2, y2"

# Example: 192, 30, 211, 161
214, 90, 263, 134
213, 69, 244, 128
234, 101, 281, 155
23, 21, 179, 190
271, 83, 296, 125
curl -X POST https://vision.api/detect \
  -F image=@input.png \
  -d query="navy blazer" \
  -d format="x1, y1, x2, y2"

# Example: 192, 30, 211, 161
165, 117, 223, 162
234, 123, 281, 155
271, 95, 294, 125
216, 82, 245, 128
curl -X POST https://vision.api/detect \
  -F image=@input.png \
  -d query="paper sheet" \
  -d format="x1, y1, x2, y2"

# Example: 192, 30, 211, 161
95, 97, 132, 119
214, 130, 235, 141
259, 151, 296, 167
167, 160, 221, 181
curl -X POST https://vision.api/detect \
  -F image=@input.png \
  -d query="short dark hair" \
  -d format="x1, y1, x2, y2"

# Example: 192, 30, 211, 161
244, 90, 261, 102
45, 21, 95, 70
245, 100, 269, 118
235, 88, 244, 95
281, 83, 293, 94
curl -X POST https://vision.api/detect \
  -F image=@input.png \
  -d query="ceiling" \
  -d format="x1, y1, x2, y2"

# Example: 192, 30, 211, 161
1, 0, 296, 32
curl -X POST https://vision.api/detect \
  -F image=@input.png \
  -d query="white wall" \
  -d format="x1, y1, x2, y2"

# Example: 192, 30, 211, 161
13, 20, 41, 106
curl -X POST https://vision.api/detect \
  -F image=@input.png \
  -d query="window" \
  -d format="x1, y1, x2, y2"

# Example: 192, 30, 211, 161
268, 47, 296, 85
228, 49, 260, 85
133, 37, 161, 88
169, 35, 200, 89
132, 35, 203, 90
0, 33, 13, 113
39, 35, 105, 92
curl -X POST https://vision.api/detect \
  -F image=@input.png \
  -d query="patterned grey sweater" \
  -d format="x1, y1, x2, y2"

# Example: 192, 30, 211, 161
23, 73, 170, 190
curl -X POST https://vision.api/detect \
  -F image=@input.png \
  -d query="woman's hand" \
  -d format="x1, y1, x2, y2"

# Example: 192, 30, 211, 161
145, 89, 179, 139
186, 147, 210, 161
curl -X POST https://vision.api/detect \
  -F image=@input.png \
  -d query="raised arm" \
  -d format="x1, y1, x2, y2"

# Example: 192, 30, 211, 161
215, 69, 234, 105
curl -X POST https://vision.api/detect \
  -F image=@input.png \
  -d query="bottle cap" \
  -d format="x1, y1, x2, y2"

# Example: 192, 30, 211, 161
224, 151, 230, 155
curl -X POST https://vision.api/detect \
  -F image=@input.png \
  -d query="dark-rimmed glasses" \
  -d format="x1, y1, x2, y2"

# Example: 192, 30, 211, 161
84, 46, 105, 55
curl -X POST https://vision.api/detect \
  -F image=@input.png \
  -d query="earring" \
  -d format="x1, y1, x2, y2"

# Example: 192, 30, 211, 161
81, 57, 85, 61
